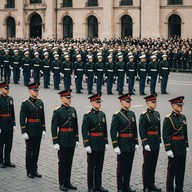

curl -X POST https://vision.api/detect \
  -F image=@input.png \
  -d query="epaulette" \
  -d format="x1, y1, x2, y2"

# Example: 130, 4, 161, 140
54, 106, 60, 110
23, 99, 28, 102
142, 111, 147, 114
166, 113, 171, 117
85, 110, 91, 114
115, 110, 120, 114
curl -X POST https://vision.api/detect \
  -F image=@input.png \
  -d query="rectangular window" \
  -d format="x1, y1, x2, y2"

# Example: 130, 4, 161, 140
30, 0, 42, 4
119, 0, 133, 6
62, 0, 72, 7
86, 0, 98, 7
6, 0, 15, 8
167, 0, 183, 5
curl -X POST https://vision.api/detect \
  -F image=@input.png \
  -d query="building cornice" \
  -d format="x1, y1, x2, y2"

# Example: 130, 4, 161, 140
160, 5, 192, 9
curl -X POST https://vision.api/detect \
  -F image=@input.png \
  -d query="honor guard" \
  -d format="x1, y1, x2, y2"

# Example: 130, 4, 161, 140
110, 93, 138, 192
11, 50, 21, 84
74, 54, 84, 94
0, 45, 5, 80
3, 50, 11, 82
82, 94, 108, 192
20, 83, 46, 178
84, 56, 95, 95
95, 55, 104, 94
21, 51, 31, 86
115, 55, 125, 95
52, 54, 61, 90
0, 82, 16, 168
147, 55, 159, 94
158, 55, 169, 94
163, 96, 189, 192
61, 55, 73, 90
105, 55, 115, 95
126, 55, 137, 95
32, 52, 42, 84
51, 90, 79, 191
139, 94, 162, 192
42, 52, 51, 88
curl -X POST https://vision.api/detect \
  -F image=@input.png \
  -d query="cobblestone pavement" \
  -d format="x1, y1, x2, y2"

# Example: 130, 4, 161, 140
0, 72, 192, 192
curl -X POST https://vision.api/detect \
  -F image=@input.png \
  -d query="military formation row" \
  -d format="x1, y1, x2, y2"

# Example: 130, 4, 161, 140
0, 81, 189, 192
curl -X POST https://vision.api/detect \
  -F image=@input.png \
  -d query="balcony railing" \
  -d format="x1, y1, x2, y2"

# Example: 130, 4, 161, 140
85, 1, 98, 7
5, 3, 15, 8
60, 2, 73, 7
167, 0, 183, 5
119, 0, 133, 6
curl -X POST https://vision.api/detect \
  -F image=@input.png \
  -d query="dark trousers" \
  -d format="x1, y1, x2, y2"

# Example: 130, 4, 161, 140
117, 78, 124, 95
53, 74, 60, 89
43, 72, 50, 88
128, 77, 135, 94
96, 78, 102, 94
34, 72, 40, 84
139, 77, 146, 95
87, 151, 105, 189
150, 77, 157, 94
166, 155, 186, 192
87, 77, 93, 93
25, 136, 41, 174
4, 68, 10, 82
23, 71, 30, 86
58, 147, 75, 186
64, 76, 71, 90
117, 151, 135, 190
161, 76, 168, 93
107, 78, 113, 94
142, 149, 159, 189
0, 130, 13, 164
13, 69, 20, 83
0, 66, 3, 79
75, 77, 83, 92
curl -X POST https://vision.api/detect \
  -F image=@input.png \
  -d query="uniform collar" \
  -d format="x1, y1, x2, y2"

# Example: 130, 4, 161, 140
29, 97, 37, 102
147, 108, 154, 113
172, 111, 180, 117
121, 108, 129, 113
62, 104, 69, 109
91, 108, 99, 114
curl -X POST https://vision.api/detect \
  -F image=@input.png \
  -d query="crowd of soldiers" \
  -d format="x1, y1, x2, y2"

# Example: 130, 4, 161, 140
0, 36, 192, 95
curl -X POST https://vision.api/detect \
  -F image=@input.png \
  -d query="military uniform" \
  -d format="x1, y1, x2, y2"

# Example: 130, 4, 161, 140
95, 58, 104, 94
3, 53, 11, 82
110, 93, 138, 192
11, 51, 21, 84
32, 54, 42, 84
82, 94, 108, 192
0, 48, 5, 80
0, 82, 15, 168
42, 54, 51, 88
51, 90, 78, 191
52, 55, 61, 90
139, 95, 162, 192
163, 96, 189, 192
20, 83, 46, 178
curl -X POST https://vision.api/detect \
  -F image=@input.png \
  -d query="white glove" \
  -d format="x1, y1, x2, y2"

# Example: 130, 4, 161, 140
144, 145, 151, 151
60, 73, 64, 77
105, 144, 109, 151
85, 146, 92, 153
105, 76, 107, 80
167, 150, 174, 158
160, 143, 162, 148
22, 133, 29, 140
95, 76, 98, 79
54, 144, 60, 151
30, 70, 33, 73
10, 67, 13, 70
159, 76, 162, 79
74, 75, 77, 78
40, 70, 43, 74
42, 131, 46, 138
135, 144, 139, 151
137, 76, 140, 80
127, 77, 129, 80
0, 128, 1, 134
187, 148, 189, 152
13, 126, 16, 132
148, 76, 151, 79
75, 141, 79, 148
114, 147, 121, 155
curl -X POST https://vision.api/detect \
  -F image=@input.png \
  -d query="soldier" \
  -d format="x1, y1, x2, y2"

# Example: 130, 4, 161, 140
42, 52, 51, 88
139, 94, 162, 192
84, 56, 95, 95
52, 54, 61, 90
115, 55, 125, 95
158, 54, 169, 94
105, 55, 115, 95
0, 45, 5, 81
74, 54, 84, 94
61, 55, 73, 90
110, 93, 138, 192
95, 55, 104, 94
82, 94, 108, 192
0, 82, 16, 168
137, 55, 147, 95
20, 83, 46, 178
21, 51, 31, 86
147, 55, 159, 95
126, 55, 137, 95
31, 52, 42, 84
163, 96, 189, 192
2, 50, 11, 82
11, 50, 21, 84
51, 89, 79, 191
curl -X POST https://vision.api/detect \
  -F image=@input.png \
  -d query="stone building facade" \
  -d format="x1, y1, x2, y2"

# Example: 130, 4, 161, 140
0, 0, 192, 40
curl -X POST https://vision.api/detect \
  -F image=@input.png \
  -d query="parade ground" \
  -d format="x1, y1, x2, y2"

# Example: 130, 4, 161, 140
0, 72, 192, 192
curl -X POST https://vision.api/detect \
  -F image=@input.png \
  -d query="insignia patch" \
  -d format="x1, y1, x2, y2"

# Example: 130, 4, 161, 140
102, 118, 105, 122
39, 105, 42, 109
72, 113, 76, 117
10, 100, 13, 105
183, 120, 186, 124
132, 117, 135, 122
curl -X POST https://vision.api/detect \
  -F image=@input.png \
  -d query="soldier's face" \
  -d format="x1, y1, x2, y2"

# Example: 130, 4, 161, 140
0, 88, 9, 96
163, 57, 167, 61
29, 90, 39, 98
77, 57, 81, 61
121, 100, 131, 110
61, 97, 71, 106
147, 101, 157, 110
172, 104, 183, 113
91, 101, 101, 110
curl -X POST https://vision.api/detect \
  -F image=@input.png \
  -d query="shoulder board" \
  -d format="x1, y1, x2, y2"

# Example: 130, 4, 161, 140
23, 99, 28, 102
114, 110, 120, 114
54, 106, 60, 110
85, 110, 91, 114
166, 113, 171, 117
142, 111, 147, 114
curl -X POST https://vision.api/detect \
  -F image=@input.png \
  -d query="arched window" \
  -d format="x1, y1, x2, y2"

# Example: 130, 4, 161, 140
30, 13, 42, 38
7, 17, 16, 38
168, 14, 181, 37
63, 16, 73, 38
87, 16, 98, 38
121, 15, 133, 38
